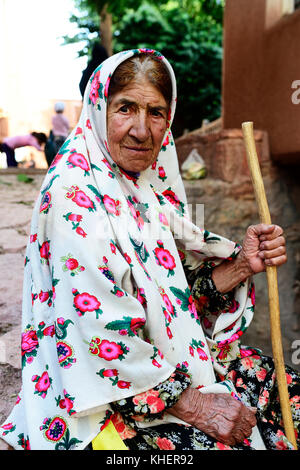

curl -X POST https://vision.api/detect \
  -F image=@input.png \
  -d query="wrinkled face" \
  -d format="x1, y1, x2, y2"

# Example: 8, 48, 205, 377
107, 79, 169, 173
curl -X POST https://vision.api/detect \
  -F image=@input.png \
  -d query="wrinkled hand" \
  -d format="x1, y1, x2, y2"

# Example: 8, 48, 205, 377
239, 224, 287, 275
168, 388, 257, 447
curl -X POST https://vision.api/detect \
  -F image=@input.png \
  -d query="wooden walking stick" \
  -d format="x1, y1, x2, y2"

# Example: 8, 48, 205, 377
242, 121, 297, 449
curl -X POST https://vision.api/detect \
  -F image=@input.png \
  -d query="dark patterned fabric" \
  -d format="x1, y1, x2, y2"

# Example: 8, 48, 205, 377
111, 354, 300, 450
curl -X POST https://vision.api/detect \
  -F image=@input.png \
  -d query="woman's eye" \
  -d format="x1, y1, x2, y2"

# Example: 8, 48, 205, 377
151, 109, 164, 118
119, 105, 130, 113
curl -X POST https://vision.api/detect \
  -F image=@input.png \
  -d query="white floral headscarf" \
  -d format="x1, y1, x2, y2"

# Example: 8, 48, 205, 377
1, 49, 255, 450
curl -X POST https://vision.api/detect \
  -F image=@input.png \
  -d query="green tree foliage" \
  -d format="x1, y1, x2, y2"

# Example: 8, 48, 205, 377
113, 2, 223, 134
65, 0, 224, 135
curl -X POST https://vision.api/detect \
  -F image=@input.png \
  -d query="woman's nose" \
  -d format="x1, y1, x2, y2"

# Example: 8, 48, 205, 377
129, 113, 150, 142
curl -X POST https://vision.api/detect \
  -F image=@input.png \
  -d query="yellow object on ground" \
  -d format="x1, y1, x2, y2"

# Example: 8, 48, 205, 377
92, 420, 128, 450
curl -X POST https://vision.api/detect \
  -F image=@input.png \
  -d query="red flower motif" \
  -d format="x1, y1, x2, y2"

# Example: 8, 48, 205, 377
102, 369, 118, 377
34, 371, 51, 393
68, 213, 82, 222
154, 247, 176, 270
156, 437, 175, 450
40, 241, 51, 261
75, 226, 87, 238
21, 330, 39, 355
72, 190, 94, 210
98, 340, 123, 361
74, 292, 101, 313
117, 380, 131, 389
68, 152, 90, 172
39, 290, 49, 303
130, 318, 146, 335
65, 258, 79, 270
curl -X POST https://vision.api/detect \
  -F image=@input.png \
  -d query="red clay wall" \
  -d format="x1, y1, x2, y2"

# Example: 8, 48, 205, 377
222, 0, 300, 164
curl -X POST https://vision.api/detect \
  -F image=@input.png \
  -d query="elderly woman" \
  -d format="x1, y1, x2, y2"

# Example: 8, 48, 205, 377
1, 49, 299, 451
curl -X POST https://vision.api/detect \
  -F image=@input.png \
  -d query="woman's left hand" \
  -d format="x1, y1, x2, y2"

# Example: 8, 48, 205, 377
240, 224, 287, 275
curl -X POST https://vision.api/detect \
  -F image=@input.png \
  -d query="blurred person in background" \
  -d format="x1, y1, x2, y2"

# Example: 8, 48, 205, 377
45, 102, 70, 167
0, 132, 47, 167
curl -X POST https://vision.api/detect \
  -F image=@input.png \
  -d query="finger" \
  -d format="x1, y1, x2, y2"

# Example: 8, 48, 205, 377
264, 254, 287, 267
259, 225, 284, 241
259, 246, 287, 260
251, 224, 275, 237
260, 236, 286, 251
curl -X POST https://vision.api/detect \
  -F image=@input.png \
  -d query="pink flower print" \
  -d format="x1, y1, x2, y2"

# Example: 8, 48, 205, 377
124, 253, 132, 265
114, 289, 124, 298
104, 74, 111, 100
49, 153, 63, 170
30, 233, 37, 243
159, 212, 168, 226
189, 346, 194, 357
67, 152, 90, 173
75, 226, 87, 237
75, 126, 82, 136
65, 258, 79, 270
103, 194, 121, 216
86, 119, 92, 129
188, 298, 198, 319
197, 347, 208, 361
40, 241, 51, 263
166, 326, 173, 339
158, 166, 167, 181
162, 189, 181, 209
117, 380, 131, 389
156, 437, 175, 450
249, 283, 255, 306
89, 69, 101, 105
216, 442, 232, 450
98, 340, 123, 361
163, 309, 172, 324
72, 189, 95, 211
39, 290, 49, 303
154, 245, 176, 273
130, 318, 146, 335
43, 325, 55, 337
1, 423, 15, 434
136, 288, 146, 307
21, 330, 39, 356
68, 213, 82, 222
110, 242, 117, 254
152, 359, 162, 368
74, 292, 101, 314
102, 369, 118, 377
34, 371, 51, 397
162, 134, 169, 148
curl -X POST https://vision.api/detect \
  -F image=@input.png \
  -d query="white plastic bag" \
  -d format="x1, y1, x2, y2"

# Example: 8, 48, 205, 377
181, 148, 207, 180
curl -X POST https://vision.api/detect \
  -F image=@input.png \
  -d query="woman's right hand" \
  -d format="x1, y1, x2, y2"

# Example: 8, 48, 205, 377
168, 387, 257, 447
